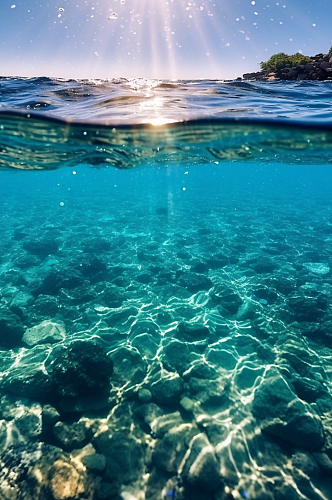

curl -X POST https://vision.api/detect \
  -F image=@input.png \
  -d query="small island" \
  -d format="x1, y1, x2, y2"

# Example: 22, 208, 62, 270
243, 48, 332, 81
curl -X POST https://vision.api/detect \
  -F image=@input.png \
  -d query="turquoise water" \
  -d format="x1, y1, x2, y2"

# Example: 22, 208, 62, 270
1, 78, 332, 500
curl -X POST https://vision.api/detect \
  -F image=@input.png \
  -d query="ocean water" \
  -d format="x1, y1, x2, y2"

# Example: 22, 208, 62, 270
1, 78, 332, 500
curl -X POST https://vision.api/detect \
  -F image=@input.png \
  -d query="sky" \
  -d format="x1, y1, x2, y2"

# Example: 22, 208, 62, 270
0, 0, 330, 80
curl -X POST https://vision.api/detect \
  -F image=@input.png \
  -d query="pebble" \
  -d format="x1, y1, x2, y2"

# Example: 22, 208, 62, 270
138, 388, 152, 403
180, 396, 195, 412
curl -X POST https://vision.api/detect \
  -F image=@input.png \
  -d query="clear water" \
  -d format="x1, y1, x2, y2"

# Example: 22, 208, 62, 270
1, 78, 332, 500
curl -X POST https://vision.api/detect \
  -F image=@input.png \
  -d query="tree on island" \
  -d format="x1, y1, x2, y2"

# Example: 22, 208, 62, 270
260, 52, 311, 72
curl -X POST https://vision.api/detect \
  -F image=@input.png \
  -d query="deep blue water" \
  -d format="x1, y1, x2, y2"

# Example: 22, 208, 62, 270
1, 78, 332, 500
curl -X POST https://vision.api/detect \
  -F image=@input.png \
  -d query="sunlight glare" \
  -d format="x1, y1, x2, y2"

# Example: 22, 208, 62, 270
137, 95, 175, 124
149, 116, 174, 126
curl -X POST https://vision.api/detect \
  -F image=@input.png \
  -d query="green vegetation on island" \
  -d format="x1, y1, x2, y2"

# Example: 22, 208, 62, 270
260, 52, 311, 72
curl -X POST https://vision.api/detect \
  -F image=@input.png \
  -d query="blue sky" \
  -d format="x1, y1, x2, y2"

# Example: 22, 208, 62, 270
0, 0, 330, 80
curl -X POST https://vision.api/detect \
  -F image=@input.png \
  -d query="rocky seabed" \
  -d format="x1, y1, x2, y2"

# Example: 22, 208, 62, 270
1, 179, 332, 500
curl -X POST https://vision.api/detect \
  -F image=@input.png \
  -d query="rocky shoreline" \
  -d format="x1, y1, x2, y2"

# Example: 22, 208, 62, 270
243, 52, 332, 81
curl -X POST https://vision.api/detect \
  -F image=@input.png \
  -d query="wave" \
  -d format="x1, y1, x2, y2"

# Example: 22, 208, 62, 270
1, 77, 332, 123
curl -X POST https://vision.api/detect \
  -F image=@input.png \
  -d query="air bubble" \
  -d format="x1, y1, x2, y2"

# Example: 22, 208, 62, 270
108, 12, 118, 20
59, 7, 65, 12
11, 4, 16, 8
60, 202, 65, 207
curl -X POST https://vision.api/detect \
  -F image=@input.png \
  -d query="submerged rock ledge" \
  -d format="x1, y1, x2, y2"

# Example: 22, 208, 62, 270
243, 52, 332, 81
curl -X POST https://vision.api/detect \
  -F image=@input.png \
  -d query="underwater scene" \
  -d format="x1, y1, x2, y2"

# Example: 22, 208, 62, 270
2, 78, 332, 500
